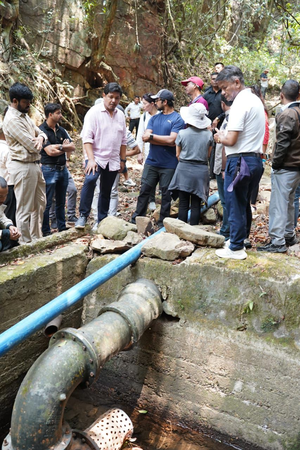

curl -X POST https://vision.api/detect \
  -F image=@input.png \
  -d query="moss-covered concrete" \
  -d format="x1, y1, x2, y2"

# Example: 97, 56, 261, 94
0, 240, 89, 440
81, 248, 300, 450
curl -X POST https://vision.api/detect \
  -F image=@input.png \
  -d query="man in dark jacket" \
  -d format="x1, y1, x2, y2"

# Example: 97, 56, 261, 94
258, 80, 300, 253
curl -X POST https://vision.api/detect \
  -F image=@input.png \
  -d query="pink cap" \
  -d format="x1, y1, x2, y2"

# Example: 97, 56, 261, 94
181, 76, 204, 89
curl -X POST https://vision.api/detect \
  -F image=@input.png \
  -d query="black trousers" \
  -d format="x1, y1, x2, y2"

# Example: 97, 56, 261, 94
129, 118, 140, 134
132, 164, 175, 227
178, 191, 201, 225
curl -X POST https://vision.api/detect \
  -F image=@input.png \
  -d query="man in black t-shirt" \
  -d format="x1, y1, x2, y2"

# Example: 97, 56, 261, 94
39, 103, 75, 236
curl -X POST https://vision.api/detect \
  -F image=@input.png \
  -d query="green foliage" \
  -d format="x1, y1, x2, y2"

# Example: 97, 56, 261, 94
242, 300, 254, 315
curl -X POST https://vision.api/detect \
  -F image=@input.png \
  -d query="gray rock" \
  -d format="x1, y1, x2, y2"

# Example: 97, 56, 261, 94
163, 218, 224, 248
91, 238, 130, 254
98, 216, 137, 240
216, 201, 223, 218
123, 231, 143, 246
141, 232, 194, 261
201, 207, 217, 224
136, 217, 154, 235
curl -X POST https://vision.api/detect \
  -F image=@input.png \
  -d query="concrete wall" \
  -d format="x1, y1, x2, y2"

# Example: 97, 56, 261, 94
0, 240, 89, 439
79, 250, 300, 450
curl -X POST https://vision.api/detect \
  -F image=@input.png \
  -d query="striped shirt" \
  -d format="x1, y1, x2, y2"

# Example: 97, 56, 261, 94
3, 106, 47, 163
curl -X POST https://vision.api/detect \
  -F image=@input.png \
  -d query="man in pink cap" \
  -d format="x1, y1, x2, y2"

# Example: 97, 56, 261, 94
181, 76, 209, 111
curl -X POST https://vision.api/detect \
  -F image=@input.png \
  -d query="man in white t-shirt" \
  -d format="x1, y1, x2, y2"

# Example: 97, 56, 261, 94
214, 65, 265, 260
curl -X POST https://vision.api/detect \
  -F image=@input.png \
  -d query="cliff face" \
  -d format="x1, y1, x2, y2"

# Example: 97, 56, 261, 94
18, 0, 164, 103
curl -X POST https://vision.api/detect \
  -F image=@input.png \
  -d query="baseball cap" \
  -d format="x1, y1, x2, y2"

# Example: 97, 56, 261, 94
150, 89, 174, 101
181, 76, 204, 89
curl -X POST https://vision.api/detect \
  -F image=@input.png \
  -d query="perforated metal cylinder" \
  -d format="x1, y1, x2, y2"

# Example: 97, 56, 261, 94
86, 409, 133, 450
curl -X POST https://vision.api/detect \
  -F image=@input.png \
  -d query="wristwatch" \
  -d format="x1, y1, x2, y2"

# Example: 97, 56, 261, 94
120, 158, 126, 163
59, 144, 63, 151
149, 134, 154, 140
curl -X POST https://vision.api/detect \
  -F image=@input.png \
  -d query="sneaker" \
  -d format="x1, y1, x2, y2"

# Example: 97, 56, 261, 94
257, 242, 287, 253
51, 221, 57, 230
92, 222, 99, 232
149, 202, 156, 211
123, 179, 136, 187
244, 239, 252, 249
224, 239, 246, 251
130, 216, 136, 224
75, 215, 87, 229
215, 247, 247, 260
285, 236, 298, 246
67, 215, 78, 224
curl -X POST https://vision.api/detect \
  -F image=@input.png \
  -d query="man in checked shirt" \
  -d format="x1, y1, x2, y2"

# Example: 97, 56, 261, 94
3, 82, 47, 244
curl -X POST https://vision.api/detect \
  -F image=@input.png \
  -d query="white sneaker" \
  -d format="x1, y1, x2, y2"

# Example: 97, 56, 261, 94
149, 202, 156, 211
92, 222, 99, 232
224, 239, 246, 251
123, 178, 136, 187
215, 247, 247, 260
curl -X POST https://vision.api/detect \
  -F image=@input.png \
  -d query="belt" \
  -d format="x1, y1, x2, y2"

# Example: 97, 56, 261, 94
11, 159, 39, 164
227, 152, 261, 159
42, 164, 66, 171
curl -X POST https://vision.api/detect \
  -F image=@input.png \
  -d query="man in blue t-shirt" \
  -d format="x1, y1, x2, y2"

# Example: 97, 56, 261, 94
131, 89, 185, 228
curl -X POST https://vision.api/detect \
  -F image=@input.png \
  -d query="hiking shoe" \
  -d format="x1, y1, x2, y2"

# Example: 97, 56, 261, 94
123, 178, 136, 187
149, 202, 156, 211
215, 247, 247, 260
257, 242, 287, 253
75, 215, 87, 229
285, 236, 298, 246
67, 215, 78, 224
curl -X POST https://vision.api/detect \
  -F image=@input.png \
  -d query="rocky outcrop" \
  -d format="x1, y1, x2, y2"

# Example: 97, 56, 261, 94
18, 0, 164, 103
163, 217, 225, 248
97, 216, 137, 240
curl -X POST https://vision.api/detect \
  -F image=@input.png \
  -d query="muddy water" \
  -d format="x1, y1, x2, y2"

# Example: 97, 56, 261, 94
66, 396, 252, 450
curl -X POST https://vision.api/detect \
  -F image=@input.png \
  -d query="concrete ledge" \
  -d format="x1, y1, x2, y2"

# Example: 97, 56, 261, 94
81, 249, 300, 450
0, 241, 89, 439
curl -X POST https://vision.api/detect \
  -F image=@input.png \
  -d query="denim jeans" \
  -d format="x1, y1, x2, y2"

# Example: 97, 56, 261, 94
224, 156, 263, 250
216, 173, 230, 238
79, 162, 118, 222
42, 165, 68, 234
294, 183, 300, 228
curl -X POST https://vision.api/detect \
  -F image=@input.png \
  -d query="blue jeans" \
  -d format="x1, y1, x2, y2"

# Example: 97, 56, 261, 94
216, 173, 230, 238
294, 183, 300, 228
42, 165, 68, 234
224, 156, 263, 251
79, 162, 118, 222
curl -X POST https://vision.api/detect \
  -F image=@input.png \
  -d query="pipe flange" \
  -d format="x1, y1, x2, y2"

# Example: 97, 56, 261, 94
68, 430, 99, 450
49, 328, 98, 387
99, 304, 138, 343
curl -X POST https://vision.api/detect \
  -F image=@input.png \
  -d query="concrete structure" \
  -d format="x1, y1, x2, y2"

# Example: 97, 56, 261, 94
1, 237, 300, 449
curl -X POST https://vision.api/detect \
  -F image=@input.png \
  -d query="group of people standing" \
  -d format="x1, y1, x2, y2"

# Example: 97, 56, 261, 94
1, 65, 299, 261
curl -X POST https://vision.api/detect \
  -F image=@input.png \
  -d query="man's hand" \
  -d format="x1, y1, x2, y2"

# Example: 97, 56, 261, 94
85, 160, 98, 175
119, 161, 125, 173
33, 135, 44, 151
9, 226, 21, 241
137, 153, 143, 165
142, 130, 151, 142
214, 130, 225, 144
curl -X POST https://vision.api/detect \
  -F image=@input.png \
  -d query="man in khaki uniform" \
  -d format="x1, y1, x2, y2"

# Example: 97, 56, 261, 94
3, 82, 47, 243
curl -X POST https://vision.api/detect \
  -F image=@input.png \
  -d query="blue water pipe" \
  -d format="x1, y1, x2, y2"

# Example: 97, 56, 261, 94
0, 192, 219, 357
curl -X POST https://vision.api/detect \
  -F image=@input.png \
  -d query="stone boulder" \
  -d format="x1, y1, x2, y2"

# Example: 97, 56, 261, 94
141, 232, 194, 261
91, 238, 130, 254
163, 218, 224, 248
136, 217, 154, 236
98, 216, 137, 240
123, 231, 143, 246
201, 207, 217, 224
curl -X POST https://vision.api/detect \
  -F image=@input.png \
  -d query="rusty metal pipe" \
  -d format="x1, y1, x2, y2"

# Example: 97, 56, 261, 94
4, 279, 162, 450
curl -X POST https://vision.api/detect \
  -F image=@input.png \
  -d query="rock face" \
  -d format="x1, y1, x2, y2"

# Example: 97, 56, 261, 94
142, 232, 194, 261
18, 0, 164, 101
163, 217, 225, 248
98, 216, 137, 240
